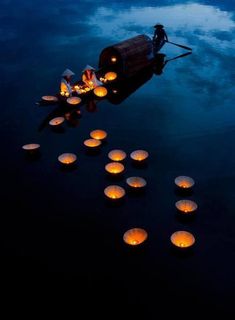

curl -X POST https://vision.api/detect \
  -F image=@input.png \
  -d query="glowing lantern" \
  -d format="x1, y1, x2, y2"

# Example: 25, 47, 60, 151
123, 228, 148, 246
126, 177, 147, 189
175, 176, 195, 189
93, 86, 108, 97
49, 117, 65, 126
170, 231, 195, 248
111, 56, 117, 63
84, 138, 101, 148
175, 200, 198, 214
90, 129, 107, 141
41, 95, 58, 103
58, 153, 77, 165
104, 185, 125, 200
130, 150, 149, 162
22, 143, 40, 152
67, 96, 81, 105
108, 149, 126, 162
105, 162, 125, 175
105, 72, 117, 81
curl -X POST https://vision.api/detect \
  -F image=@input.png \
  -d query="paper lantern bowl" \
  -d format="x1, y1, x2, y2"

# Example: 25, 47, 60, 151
84, 138, 101, 148
126, 177, 147, 192
175, 176, 195, 189
105, 162, 125, 176
170, 231, 195, 249
108, 149, 126, 162
41, 95, 58, 104
105, 72, 117, 81
58, 153, 77, 166
175, 200, 198, 214
90, 129, 107, 141
49, 117, 65, 127
22, 143, 40, 159
130, 150, 149, 161
67, 96, 82, 105
123, 228, 148, 246
83, 139, 101, 154
93, 86, 108, 98
104, 185, 125, 201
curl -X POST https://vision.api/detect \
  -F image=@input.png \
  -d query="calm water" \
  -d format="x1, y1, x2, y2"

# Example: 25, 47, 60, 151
1, 0, 235, 317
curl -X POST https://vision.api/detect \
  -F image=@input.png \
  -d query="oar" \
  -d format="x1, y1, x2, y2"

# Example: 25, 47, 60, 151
165, 52, 192, 63
166, 40, 192, 51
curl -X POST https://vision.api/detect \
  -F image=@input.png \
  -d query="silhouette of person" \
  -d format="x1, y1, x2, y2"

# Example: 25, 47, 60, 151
153, 24, 168, 54
60, 68, 75, 97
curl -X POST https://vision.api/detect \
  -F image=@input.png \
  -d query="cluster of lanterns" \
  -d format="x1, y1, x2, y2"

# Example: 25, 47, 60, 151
171, 175, 197, 248
32, 65, 201, 254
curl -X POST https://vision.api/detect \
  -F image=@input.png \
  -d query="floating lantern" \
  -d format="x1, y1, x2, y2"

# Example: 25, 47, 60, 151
41, 95, 58, 103
67, 96, 81, 105
93, 86, 108, 98
126, 177, 147, 189
90, 129, 107, 141
65, 92, 70, 97
22, 143, 40, 152
175, 176, 195, 189
49, 116, 65, 127
58, 153, 77, 165
105, 162, 125, 175
170, 231, 195, 248
175, 200, 198, 214
111, 56, 117, 63
123, 228, 148, 246
130, 150, 149, 162
83, 138, 101, 149
104, 185, 125, 200
108, 149, 126, 162
105, 72, 117, 81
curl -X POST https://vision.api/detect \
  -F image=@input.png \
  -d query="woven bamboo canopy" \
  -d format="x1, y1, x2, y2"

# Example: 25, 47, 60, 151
99, 34, 153, 77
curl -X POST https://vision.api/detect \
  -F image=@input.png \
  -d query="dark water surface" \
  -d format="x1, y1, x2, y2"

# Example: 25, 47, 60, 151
1, 0, 235, 317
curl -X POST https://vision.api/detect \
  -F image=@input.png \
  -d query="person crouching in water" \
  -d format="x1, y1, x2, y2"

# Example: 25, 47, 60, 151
82, 65, 103, 89
153, 24, 168, 55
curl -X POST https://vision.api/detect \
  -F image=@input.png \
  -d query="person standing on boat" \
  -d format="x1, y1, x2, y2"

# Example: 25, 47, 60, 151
153, 24, 168, 54
60, 68, 75, 97
82, 65, 103, 89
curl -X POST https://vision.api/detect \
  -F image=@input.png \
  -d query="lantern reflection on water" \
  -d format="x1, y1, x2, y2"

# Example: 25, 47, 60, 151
49, 117, 65, 126
126, 176, 147, 189
84, 138, 101, 149
175, 200, 198, 214
130, 150, 149, 162
90, 129, 107, 141
105, 72, 117, 81
108, 149, 126, 162
58, 153, 77, 165
93, 86, 108, 97
123, 228, 148, 246
104, 185, 125, 200
170, 231, 195, 248
105, 162, 125, 175
175, 176, 195, 189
